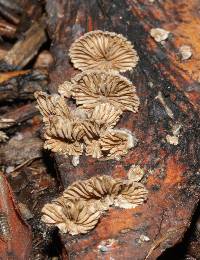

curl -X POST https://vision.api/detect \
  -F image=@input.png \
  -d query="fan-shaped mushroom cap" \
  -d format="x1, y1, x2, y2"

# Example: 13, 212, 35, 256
44, 117, 84, 156
114, 182, 148, 209
127, 165, 145, 182
100, 129, 138, 160
69, 30, 139, 72
63, 175, 122, 211
90, 103, 122, 128
41, 198, 100, 235
58, 81, 73, 98
34, 91, 71, 126
71, 71, 140, 112
85, 139, 103, 159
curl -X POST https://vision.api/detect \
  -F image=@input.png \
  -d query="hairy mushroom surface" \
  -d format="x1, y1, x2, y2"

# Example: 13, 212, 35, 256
71, 71, 140, 112
41, 198, 100, 235
69, 30, 139, 72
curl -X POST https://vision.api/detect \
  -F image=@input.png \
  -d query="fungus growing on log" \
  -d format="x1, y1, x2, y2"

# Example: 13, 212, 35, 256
35, 31, 140, 164
34, 91, 71, 126
58, 81, 73, 98
100, 129, 138, 160
114, 182, 148, 209
41, 198, 100, 235
44, 117, 84, 156
69, 30, 139, 72
42, 175, 148, 235
150, 28, 170, 42
127, 165, 145, 182
63, 175, 122, 211
90, 103, 123, 128
71, 71, 140, 112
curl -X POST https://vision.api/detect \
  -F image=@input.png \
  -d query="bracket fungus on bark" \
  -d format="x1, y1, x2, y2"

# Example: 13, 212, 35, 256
69, 30, 139, 72
34, 91, 71, 126
100, 129, 138, 160
71, 71, 140, 112
35, 30, 140, 164
63, 175, 122, 211
41, 198, 100, 235
44, 117, 84, 157
114, 182, 148, 209
41, 175, 148, 235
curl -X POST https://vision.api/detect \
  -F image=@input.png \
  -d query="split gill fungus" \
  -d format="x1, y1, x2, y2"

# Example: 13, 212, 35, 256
41, 175, 148, 235
35, 30, 140, 165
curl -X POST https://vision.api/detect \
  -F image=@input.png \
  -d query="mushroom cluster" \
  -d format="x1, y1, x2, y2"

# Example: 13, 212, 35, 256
35, 30, 140, 166
42, 173, 148, 235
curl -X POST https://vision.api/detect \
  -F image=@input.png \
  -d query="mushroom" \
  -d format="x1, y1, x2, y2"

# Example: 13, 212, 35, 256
71, 71, 140, 112
34, 91, 71, 126
41, 198, 100, 235
127, 165, 145, 182
58, 81, 73, 98
63, 175, 123, 211
114, 182, 148, 209
100, 129, 138, 160
44, 117, 84, 157
85, 139, 103, 159
150, 28, 170, 43
69, 30, 139, 72
90, 103, 122, 128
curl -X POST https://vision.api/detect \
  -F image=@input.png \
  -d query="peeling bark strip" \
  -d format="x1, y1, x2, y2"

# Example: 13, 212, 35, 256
46, 0, 200, 259
0, 172, 32, 258
4, 19, 47, 68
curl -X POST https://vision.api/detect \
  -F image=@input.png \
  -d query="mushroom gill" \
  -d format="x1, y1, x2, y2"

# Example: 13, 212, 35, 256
69, 30, 139, 72
63, 175, 122, 211
114, 182, 148, 209
44, 117, 84, 156
41, 198, 100, 235
34, 91, 71, 126
100, 129, 138, 160
71, 71, 140, 112
90, 103, 122, 128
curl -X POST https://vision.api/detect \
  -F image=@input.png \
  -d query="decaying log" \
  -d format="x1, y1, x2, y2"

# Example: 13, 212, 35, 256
4, 19, 47, 68
45, 0, 200, 259
0, 70, 48, 102
0, 17, 16, 38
